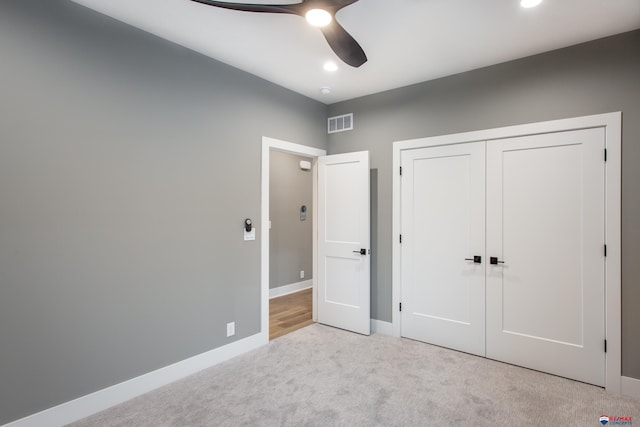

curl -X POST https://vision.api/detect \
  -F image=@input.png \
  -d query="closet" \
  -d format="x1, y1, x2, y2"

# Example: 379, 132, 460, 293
398, 124, 607, 386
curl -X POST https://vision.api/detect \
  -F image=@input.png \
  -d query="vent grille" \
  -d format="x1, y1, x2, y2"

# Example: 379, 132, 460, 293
328, 113, 353, 134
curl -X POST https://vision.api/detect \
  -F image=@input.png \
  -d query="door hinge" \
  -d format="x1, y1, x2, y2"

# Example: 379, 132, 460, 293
399, 302, 402, 312
399, 234, 402, 244
604, 244, 607, 257
604, 339, 607, 353
399, 166, 403, 176
604, 149, 608, 162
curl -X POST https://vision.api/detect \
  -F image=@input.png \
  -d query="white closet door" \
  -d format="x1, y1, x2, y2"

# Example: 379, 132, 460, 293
400, 142, 486, 356
486, 128, 606, 386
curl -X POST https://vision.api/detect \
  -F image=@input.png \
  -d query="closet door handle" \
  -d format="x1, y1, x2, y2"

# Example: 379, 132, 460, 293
464, 256, 482, 264
490, 257, 505, 265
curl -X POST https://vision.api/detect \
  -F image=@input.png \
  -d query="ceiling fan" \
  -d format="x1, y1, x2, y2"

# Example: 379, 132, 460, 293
190, 0, 368, 67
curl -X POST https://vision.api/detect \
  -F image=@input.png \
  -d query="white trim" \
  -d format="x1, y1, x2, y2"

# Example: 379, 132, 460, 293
603, 113, 622, 394
393, 113, 620, 150
621, 376, 640, 399
312, 158, 318, 322
392, 112, 622, 392
261, 137, 326, 341
392, 135, 402, 339
371, 319, 393, 336
3, 333, 265, 427
269, 280, 312, 299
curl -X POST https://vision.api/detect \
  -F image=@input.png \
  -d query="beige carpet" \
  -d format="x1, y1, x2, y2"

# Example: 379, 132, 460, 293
71, 324, 640, 426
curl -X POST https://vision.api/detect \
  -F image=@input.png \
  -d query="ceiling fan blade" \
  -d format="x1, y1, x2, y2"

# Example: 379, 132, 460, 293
191, 0, 368, 67
190, 0, 303, 15
320, 20, 367, 67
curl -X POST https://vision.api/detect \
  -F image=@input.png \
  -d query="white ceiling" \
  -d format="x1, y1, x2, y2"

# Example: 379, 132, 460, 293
71, 0, 640, 104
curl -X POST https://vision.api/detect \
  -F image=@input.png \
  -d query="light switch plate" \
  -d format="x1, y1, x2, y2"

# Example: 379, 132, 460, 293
244, 228, 256, 241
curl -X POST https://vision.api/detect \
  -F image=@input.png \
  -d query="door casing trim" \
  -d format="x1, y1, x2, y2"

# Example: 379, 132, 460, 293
392, 112, 622, 392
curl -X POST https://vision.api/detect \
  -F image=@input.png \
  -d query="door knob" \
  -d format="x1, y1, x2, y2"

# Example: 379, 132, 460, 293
464, 256, 482, 264
490, 257, 505, 265
353, 249, 367, 255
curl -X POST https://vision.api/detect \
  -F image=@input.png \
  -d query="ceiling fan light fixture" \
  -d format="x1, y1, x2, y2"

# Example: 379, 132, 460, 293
323, 61, 338, 72
520, 0, 542, 8
306, 9, 332, 27
190, 0, 367, 67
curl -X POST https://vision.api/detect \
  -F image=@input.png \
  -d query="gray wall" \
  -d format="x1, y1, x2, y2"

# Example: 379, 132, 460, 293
1, 1, 638, 423
0, 0, 327, 424
269, 151, 313, 289
328, 30, 640, 380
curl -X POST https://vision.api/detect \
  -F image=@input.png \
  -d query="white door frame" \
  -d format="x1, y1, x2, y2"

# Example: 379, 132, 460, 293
260, 137, 326, 344
392, 112, 622, 392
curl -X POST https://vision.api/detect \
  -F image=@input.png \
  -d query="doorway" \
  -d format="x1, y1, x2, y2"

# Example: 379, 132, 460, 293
260, 137, 326, 343
400, 129, 605, 386
392, 112, 622, 391
261, 137, 372, 341
268, 149, 314, 340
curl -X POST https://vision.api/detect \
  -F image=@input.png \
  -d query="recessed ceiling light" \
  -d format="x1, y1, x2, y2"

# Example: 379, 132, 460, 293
520, 0, 542, 8
320, 87, 331, 95
323, 62, 338, 72
306, 9, 332, 27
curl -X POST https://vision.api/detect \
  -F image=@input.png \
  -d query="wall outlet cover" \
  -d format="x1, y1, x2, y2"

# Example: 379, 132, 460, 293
226, 322, 235, 337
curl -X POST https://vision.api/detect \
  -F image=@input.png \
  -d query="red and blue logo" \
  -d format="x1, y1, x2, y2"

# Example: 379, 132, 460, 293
600, 415, 633, 425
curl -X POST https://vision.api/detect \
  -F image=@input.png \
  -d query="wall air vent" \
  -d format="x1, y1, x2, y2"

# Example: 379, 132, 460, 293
328, 113, 353, 134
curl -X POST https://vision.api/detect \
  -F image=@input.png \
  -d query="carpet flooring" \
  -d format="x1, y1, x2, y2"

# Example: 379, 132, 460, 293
71, 324, 640, 426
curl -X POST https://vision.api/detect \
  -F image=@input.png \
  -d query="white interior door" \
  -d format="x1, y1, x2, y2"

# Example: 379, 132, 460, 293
317, 151, 370, 335
400, 142, 486, 356
486, 128, 606, 386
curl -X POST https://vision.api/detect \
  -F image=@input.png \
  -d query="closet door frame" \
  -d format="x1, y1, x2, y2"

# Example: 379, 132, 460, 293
392, 112, 621, 393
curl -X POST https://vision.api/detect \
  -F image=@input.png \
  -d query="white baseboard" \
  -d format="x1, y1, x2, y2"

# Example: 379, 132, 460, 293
269, 280, 312, 299
3, 333, 266, 427
621, 376, 640, 399
371, 319, 393, 336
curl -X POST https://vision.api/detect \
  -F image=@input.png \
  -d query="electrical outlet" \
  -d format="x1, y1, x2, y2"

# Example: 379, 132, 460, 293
300, 270, 305, 279
226, 322, 235, 337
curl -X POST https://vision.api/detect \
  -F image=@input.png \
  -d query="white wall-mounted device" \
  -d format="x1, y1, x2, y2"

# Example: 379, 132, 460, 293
299, 160, 311, 171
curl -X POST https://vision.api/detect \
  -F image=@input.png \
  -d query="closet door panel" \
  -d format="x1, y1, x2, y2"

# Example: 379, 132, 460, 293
400, 142, 486, 356
486, 128, 605, 386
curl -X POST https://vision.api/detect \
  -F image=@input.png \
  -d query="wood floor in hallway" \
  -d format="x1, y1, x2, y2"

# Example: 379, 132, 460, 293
269, 288, 313, 341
